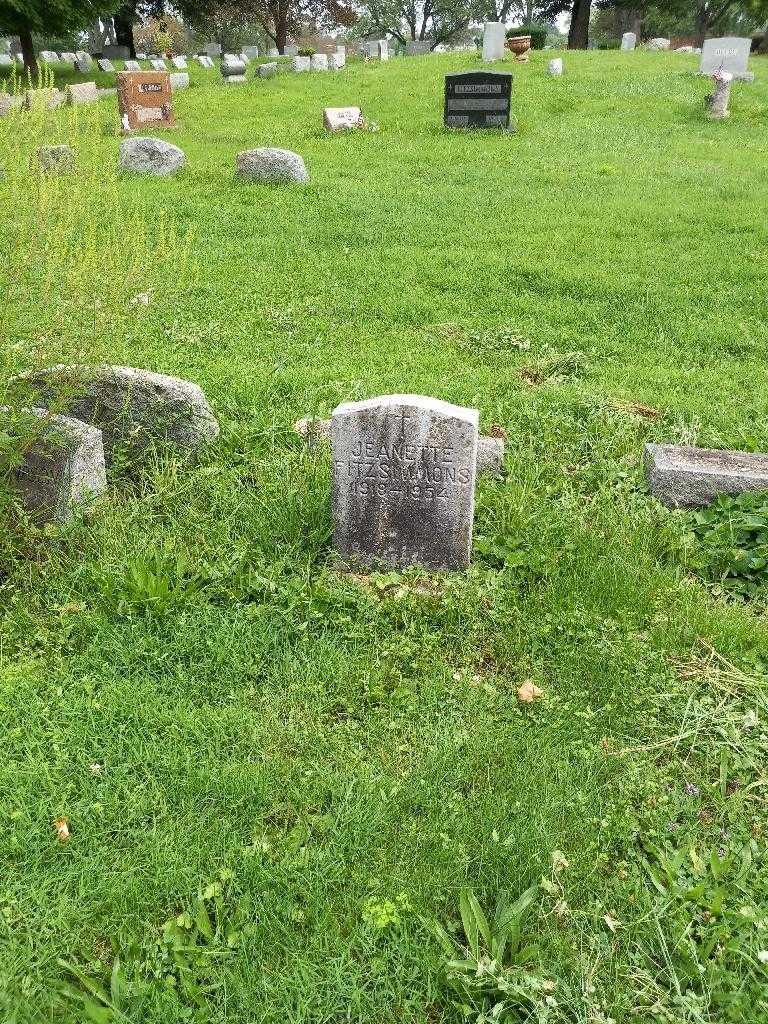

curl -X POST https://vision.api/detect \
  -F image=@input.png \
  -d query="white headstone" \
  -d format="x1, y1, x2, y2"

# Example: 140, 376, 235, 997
547, 58, 563, 76
171, 55, 187, 69
331, 395, 479, 571
40, 50, 60, 63
310, 52, 328, 71
647, 38, 671, 51
124, 60, 141, 71
329, 52, 345, 70
324, 106, 362, 130
482, 22, 507, 63
150, 57, 168, 70
97, 58, 115, 73
699, 36, 753, 80
292, 55, 311, 72
378, 39, 389, 61
620, 32, 636, 51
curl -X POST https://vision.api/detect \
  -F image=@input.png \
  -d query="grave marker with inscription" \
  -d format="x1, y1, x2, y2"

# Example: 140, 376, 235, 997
332, 395, 478, 571
117, 71, 174, 133
444, 70, 513, 130
699, 36, 753, 81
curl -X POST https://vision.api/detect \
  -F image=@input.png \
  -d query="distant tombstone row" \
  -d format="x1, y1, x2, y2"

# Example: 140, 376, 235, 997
5, 367, 218, 523
444, 70, 513, 130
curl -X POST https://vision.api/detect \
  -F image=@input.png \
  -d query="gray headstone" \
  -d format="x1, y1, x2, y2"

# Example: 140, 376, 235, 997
74, 50, 93, 71
2, 407, 106, 523
0, 93, 16, 116
66, 82, 99, 105
444, 70, 513, 130
204, 42, 222, 57
171, 55, 188, 69
0, 54, 12, 68
699, 36, 752, 80
329, 53, 346, 70
124, 59, 141, 71
268, 47, 280, 57
482, 22, 506, 62
310, 52, 328, 71
235, 147, 308, 183
286, 45, 299, 57
331, 395, 479, 570
620, 32, 636, 51
378, 39, 389, 61
257, 61, 279, 78
150, 57, 168, 70
103, 44, 130, 59
36, 145, 75, 174
405, 40, 431, 56
119, 137, 186, 176
645, 443, 768, 508
646, 38, 671, 51
40, 50, 60, 63
97, 58, 115, 73
292, 55, 311, 72
16, 366, 218, 464
548, 58, 563, 76
243, 45, 260, 59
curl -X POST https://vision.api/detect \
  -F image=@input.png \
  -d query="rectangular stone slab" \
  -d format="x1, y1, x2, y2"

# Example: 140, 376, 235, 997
644, 443, 768, 508
482, 22, 506, 62
332, 395, 478, 570
699, 36, 752, 79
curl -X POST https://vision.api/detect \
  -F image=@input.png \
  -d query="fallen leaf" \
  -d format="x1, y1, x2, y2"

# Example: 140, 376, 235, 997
603, 912, 621, 933
552, 850, 569, 872
54, 817, 70, 842
517, 679, 543, 703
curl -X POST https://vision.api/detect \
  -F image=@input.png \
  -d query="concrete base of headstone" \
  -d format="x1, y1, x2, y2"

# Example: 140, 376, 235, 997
2, 407, 106, 523
119, 137, 186, 175
223, 74, 247, 84
35, 145, 75, 174
644, 443, 768, 508
235, 148, 308, 183
295, 416, 504, 475
15, 366, 219, 465
66, 82, 99, 105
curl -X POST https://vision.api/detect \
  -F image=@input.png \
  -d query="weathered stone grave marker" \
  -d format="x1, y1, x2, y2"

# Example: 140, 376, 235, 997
324, 106, 363, 131
117, 71, 174, 133
620, 32, 636, 51
444, 70, 513, 130
97, 58, 115, 73
482, 22, 506, 62
699, 36, 753, 81
645, 443, 768, 508
171, 55, 188, 69
332, 395, 478, 571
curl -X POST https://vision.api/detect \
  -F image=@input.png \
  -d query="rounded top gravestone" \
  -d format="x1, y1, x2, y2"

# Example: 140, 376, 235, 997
119, 137, 185, 175
331, 395, 479, 571
235, 148, 308, 183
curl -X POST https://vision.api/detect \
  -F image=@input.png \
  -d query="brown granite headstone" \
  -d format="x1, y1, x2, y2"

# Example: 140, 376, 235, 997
116, 71, 174, 133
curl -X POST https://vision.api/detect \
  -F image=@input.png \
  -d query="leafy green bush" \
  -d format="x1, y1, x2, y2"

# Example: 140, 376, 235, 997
507, 25, 548, 49
297, 47, 316, 57
685, 491, 768, 599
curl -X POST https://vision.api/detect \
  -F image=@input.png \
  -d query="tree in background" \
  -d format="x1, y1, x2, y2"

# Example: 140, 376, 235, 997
0, 0, 120, 75
174, 0, 354, 53
594, 0, 768, 43
112, 1, 165, 57
538, 0, 591, 46
356, 0, 478, 46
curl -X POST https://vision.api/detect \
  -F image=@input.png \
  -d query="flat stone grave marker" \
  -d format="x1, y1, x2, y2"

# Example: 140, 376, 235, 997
444, 70, 512, 130
324, 106, 363, 130
645, 443, 768, 507
97, 58, 115, 73
150, 57, 168, 70
66, 82, 99, 105
699, 36, 753, 80
40, 50, 60, 63
117, 71, 174, 133
482, 22, 506, 62
332, 395, 478, 571
124, 60, 141, 71
74, 50, 93, 71
171, 55, 187, 69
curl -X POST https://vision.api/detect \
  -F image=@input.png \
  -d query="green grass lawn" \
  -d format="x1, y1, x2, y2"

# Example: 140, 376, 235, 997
1, 49, 767, 1023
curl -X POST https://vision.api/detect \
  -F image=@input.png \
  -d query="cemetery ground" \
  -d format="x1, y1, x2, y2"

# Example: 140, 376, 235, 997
1, 47, 768, 1024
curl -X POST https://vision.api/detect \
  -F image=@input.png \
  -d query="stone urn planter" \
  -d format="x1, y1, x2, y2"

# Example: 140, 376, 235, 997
507, 35, 532, 61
